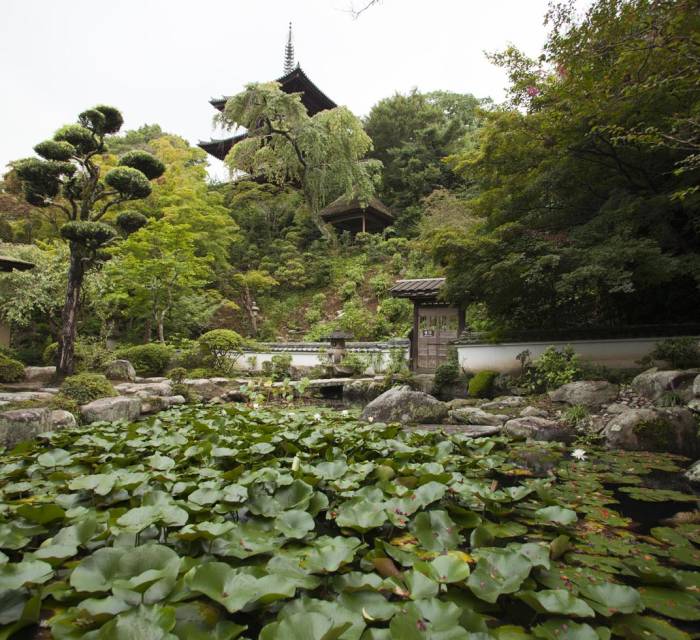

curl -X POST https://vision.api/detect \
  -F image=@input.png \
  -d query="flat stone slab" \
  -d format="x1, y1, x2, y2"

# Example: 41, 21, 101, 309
0, 391, 55, 403
406, 424, 502, 437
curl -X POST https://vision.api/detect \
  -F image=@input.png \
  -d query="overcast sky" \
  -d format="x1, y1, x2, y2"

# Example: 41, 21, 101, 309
1, 0, 584, 179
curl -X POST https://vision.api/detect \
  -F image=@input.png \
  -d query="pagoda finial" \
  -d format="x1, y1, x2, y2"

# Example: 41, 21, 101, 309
283, 22, 295, 74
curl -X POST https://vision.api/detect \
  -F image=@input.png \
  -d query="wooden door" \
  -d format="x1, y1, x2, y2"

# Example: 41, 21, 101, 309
416, 306, 459, 371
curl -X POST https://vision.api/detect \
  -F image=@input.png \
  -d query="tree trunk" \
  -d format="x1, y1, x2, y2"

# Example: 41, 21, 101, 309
57, 248, 85, 377
143, 317, 152, 343
157, 310, 166, 344
243, 284, 257, 336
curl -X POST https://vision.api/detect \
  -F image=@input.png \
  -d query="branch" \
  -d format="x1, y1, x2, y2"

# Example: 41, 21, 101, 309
348, 0, 382, 18
94, 196, 127, 220
264, 117, 307, 170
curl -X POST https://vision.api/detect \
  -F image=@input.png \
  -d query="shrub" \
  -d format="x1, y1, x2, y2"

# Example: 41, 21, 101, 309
197, 329, 245, 375
432, 352, 460, 396
0, 355, 25, 383
650, 337, 700, 369
43, 339, 112, 372
117, 343, 173, 377
270, 354, 293, 381
525, 346, 582, 392
468, 370, 498, 398
0, 345, 18, 360
338, 353, 368, 376
168, 367, 188, 383
60, 373, 115, 405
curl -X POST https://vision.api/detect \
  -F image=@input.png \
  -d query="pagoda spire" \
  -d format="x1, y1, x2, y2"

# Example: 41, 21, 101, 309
283, 22, 295, 74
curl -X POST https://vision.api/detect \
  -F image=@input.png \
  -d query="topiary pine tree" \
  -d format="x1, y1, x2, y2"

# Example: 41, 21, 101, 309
11, 105, 164, 376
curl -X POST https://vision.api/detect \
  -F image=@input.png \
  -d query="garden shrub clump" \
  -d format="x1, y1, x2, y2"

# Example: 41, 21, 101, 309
525, 346, 583, 392
0, 354, 25, 383
117, 343, 173, 377
650, 337, 700, 370
0, 405, 698, 638
468, 369, 498, 398
59, 372, 116, 404
197, 329, 245, 375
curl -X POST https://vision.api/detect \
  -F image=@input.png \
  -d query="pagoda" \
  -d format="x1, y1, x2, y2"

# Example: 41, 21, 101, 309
198, 23, 337, 161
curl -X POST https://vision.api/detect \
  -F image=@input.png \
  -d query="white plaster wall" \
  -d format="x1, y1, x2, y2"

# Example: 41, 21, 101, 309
456, 337, 696, 373
237, 348, 409, 375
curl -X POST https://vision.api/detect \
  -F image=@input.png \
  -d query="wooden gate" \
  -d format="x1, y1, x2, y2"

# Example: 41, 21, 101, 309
416, 305, 459, 371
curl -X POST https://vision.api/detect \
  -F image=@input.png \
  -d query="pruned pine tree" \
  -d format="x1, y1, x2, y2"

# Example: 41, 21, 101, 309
11, 106, 165, 375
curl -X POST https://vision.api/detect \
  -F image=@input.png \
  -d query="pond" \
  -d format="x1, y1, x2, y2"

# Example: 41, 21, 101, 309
0, 403, 698, 639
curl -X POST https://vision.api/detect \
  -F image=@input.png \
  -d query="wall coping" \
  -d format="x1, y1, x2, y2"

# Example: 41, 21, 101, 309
455, 335, 699, 348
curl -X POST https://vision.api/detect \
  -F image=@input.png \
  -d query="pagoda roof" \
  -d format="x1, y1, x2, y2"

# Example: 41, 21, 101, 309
209, 65, 337, 115
199, 65, 337, 161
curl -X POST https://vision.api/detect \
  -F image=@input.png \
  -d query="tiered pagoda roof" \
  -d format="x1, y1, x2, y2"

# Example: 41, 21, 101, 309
199, 65, 337, 161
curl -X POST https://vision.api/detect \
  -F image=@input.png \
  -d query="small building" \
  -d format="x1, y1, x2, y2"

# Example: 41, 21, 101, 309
320, 197, 394, 235
0, 255, 34, 347
389, 277, 465, 371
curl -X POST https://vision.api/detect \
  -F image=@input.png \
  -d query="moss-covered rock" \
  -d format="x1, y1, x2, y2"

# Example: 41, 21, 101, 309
360, 385, 448, 424
468, 370, 498, 398
602, 407, 699, 456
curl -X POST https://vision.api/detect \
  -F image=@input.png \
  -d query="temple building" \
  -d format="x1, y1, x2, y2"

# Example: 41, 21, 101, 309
198, 24, 393, 235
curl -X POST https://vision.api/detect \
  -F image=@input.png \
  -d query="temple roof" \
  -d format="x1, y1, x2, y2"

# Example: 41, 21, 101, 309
199, 65, 337, 161
319, 196, 394, 234
209, 65, 337, 115
320, 196, 394, 224
0, 255, 34, 272
388, 278, 446, 299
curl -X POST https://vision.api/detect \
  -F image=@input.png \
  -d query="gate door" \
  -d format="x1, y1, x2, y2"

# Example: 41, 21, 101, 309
416, 306, 459, 371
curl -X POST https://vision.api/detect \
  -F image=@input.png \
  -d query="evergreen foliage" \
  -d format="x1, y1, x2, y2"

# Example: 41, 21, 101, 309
59, 373, 116, 404
0, 354, 25, 383
116, 343, 173, 377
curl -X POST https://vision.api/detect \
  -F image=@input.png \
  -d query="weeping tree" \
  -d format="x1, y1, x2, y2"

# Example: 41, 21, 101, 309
11, 106, 164, 375
217, 82, 380, 234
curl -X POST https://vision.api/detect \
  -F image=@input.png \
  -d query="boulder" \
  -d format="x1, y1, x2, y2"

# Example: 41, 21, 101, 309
455, 425, 502, 438
520, 406, 549, 418
0, 408, 51, 447
449, 407, 508, 426
114, 380, 172, 397
604, 403, 629, 415
688, 399, 700, 413
0, 391, 55, 403
480, 396, 526, 410
446, 398, 480, 410
182, 378, 228, 401
167, 395, 186, 406
502, 416, 575, 444
80, 396, 141, 424
343, 379, 386, 402
602, 407, 700, 456
104, 360, 136, 382
49, 410, 77, 430
360, 385, 448, 424
24, 366, 56, 384
631, 368, 697, 402
549, 380, 619, 408
140, 396, 170, 414
684, 460, 700, 484
694, 374, 700, 398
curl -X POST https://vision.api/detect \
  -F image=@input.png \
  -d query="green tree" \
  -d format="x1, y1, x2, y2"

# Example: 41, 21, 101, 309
433, 0, 700, 330
232, 270, 278, 337
104, 218, 213, 343
364, 90, 482, 234
217, 82, 379, 233
10, 106, 164, 374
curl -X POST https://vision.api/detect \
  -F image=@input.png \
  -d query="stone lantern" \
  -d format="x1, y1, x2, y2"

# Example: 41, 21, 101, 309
326, 330, 352, 365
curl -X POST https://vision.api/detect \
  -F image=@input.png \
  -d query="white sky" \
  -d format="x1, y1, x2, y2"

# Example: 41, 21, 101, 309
1, 0, 585, 179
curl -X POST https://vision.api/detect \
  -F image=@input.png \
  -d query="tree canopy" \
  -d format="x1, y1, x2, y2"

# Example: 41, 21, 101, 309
431, 0, 700, 331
